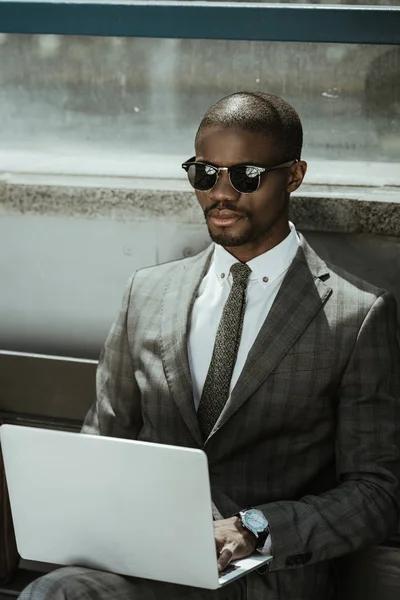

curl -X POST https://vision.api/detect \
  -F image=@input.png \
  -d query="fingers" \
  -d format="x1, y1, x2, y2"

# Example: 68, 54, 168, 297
214, 516, 257, 573
217, 545, 234, 573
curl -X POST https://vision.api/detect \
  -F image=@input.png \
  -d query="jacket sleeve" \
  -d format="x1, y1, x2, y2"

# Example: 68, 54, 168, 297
258, 292, 400, 571
81, 274, 143, 439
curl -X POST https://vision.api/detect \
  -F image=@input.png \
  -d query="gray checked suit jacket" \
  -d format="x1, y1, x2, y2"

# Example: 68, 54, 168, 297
82, 236, 400, 600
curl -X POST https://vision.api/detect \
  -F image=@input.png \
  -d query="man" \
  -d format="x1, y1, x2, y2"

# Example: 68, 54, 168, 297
20, 92, 400, 600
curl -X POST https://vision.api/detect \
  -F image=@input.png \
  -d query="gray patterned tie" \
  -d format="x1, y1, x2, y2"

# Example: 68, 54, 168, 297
197, 262, 252, 440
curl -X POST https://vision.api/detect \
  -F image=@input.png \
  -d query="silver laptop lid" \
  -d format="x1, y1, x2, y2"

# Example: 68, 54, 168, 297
1, 425, 221, 588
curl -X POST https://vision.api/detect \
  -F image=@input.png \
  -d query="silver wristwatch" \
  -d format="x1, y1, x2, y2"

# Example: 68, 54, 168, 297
237, 508, 269, 549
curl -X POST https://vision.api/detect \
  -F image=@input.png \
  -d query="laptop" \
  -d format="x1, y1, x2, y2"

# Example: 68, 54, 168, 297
0, 425, 272, 589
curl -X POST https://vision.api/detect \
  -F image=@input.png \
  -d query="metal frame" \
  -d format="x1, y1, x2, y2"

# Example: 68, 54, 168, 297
0, 1, 399, 44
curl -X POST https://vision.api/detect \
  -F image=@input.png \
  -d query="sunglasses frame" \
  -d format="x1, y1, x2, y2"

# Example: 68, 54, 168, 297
182, 157, 297, 194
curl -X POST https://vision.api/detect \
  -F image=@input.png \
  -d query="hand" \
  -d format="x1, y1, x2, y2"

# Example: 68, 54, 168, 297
214, 516, 257, 573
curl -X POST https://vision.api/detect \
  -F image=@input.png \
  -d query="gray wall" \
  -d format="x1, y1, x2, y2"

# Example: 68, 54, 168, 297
1, 206, 399, 360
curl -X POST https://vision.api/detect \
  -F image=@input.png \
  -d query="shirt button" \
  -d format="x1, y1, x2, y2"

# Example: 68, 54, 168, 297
221, 273, 225, 279
263, 276, 269, 283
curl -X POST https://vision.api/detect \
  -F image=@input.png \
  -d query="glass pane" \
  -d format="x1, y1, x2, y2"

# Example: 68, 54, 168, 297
0, 34, 399, 183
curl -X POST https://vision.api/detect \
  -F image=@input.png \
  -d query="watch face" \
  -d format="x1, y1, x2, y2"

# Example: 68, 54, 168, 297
243, 509, 268, 533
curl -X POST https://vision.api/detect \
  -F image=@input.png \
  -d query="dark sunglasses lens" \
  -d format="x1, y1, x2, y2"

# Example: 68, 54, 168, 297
230, 166, 260, 193
187, 164, 217, 191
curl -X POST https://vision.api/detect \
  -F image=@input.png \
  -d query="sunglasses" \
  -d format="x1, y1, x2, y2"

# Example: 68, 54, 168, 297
182, 156, 297, 195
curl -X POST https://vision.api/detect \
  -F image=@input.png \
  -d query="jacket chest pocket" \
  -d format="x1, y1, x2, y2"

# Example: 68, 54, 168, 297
273, 350, 332, 374
266, 350, 337, 418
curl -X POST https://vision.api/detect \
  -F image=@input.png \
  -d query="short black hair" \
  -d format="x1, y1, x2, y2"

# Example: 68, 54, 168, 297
195, 91, 303, 161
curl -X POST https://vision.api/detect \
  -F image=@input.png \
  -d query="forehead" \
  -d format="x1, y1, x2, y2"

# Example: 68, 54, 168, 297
195, 126, 280, 166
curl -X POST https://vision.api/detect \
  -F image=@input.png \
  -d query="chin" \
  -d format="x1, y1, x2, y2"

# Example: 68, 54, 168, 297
208, 228, 252, 247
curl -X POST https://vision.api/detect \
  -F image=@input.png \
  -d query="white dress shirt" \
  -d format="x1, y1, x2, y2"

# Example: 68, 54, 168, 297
187, 223, 300, 555
188, 223, 300, 409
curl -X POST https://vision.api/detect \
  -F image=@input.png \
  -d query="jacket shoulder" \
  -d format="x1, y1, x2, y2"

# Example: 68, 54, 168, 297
129, 246, 212, 292
322, 260, 399, 327
300, 237, 388, 307
325, 260, 387, 301
140, 246, 210, 275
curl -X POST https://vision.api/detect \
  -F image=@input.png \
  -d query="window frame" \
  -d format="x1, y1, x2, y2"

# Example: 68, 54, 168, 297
0, 1, 399, 45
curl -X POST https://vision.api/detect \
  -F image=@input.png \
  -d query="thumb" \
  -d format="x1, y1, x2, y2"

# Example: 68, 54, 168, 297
217, 546, 234, 573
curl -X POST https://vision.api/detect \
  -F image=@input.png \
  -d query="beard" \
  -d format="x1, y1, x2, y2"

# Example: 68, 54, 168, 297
203, 197, 290, 249
204, 201, 255, 247
205, 216, 271, 248
207, 225, 256, 247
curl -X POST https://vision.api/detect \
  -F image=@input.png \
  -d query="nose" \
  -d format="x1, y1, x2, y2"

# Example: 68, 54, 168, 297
209, 170, 240, 202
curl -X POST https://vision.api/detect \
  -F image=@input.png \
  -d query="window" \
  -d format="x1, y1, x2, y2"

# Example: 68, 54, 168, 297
0, 34, 399, 185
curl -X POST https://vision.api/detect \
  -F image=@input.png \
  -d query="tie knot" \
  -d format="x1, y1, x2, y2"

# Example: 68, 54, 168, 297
230, 262, 251, 286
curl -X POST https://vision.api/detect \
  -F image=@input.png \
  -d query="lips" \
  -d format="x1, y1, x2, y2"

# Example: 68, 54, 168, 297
208, 209, 243, 228
208, 209, 243, 219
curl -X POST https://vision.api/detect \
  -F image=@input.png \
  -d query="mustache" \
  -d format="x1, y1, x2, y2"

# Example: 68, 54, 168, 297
204, 202, 251, 219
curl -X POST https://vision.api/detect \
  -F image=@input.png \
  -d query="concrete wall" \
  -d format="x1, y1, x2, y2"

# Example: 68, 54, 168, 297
1, 181, 399, 359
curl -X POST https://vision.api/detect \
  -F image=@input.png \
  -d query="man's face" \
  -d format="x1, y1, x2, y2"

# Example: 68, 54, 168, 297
194, 126, 305, 257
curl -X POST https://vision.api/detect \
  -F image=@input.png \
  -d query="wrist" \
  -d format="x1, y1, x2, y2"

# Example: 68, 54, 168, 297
233, 515, 258, 552
235, 508, 270, 550
235, 515, 258, 544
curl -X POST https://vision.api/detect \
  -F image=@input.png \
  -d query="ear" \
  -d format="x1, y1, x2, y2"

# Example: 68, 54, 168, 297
287, 161, 307, 193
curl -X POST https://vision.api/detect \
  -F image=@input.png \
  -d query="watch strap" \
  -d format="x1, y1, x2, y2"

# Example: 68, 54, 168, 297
255, 526, 270, 549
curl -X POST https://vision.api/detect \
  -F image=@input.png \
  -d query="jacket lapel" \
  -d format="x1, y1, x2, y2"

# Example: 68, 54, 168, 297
210, 237, 332, 437
161, 246, 213, 447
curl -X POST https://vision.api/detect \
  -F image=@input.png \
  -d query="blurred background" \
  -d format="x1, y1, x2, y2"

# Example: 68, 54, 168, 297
0, 1, 399, 357
0, 26, 399, 177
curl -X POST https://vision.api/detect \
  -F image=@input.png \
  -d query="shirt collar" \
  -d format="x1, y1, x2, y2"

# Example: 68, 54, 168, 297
213, 222, 300, 288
